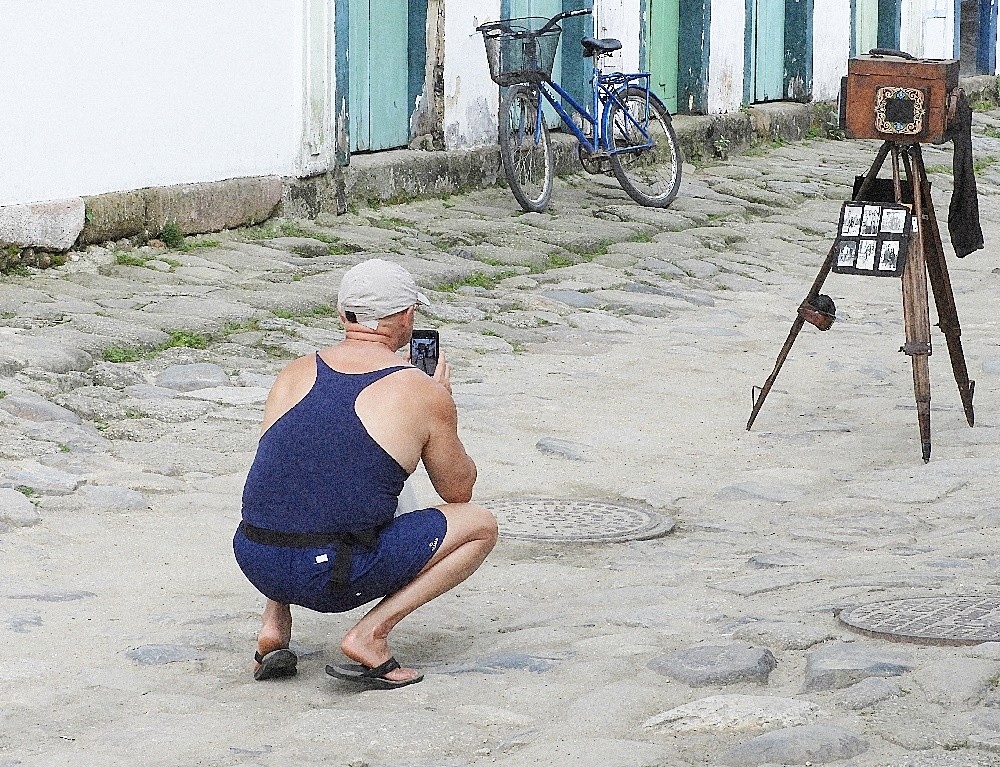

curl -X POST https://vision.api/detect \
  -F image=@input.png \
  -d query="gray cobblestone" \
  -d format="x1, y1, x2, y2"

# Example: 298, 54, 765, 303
3, 126, 1000, 766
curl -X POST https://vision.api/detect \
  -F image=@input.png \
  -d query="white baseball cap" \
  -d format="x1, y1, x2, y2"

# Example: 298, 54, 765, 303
337, 259, 430, 330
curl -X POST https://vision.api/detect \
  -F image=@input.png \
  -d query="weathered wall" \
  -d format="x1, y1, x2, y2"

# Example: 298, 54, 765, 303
708, 0, 746, 112
411, 0, 447, 149
0, 1, 308, 207
595, 0, 642, 72
301, 0, 338, 176
443, 0, 502, 149
813, 0, 852, 102
901, 0, 958, 58
992, 0, 1000, 75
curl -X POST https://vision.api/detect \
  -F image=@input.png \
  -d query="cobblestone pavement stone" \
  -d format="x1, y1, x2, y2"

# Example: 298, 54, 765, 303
3, 115, 1000, 766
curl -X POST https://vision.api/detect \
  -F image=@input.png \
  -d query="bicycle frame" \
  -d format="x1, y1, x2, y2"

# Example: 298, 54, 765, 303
528, 67, 656, 156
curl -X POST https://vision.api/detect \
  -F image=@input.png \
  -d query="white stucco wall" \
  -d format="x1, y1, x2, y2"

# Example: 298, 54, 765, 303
0, 1, 306, 207
900, 0, 958, 58
594, 0, 642, 73
995, 9, 1000, 74
443, 0, 502, 149
708, 0, 747, 112
812, 0, 852, 102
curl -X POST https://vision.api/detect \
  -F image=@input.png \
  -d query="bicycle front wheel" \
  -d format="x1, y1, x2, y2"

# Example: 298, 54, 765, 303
498, 84, 554, 212
606, 87, 681, 208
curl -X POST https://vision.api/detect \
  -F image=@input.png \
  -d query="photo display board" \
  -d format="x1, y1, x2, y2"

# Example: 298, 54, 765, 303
832, 201, 912, 278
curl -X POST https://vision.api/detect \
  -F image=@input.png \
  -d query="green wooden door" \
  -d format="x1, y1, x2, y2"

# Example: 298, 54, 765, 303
853, 0, 900, 56
349, 0, 409, 151
854, 0, 880, 55
750, 0, 785, 102
647, 0, 680, 113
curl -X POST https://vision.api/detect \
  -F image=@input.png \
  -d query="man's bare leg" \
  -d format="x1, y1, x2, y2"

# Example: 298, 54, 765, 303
340, 503, 497, 682
253, 599, 292, 673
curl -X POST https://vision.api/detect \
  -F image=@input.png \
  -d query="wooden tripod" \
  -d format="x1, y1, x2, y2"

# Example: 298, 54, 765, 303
746, 140, 975, 462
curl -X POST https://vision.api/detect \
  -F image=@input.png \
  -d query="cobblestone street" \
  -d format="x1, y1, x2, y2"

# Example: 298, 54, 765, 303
3, 118, 1000, 766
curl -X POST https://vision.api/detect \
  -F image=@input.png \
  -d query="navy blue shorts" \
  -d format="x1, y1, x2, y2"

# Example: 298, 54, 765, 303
233, 508, 448, 613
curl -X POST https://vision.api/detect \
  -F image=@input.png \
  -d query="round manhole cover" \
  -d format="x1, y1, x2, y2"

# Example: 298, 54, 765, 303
839, 596, 1000, 646
490, 498, 674, 543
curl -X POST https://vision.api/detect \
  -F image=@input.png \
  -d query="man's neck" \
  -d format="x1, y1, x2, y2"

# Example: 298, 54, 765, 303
342, 327, 398, 351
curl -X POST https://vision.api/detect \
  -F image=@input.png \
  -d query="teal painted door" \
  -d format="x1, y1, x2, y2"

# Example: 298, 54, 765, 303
750, 0, 785, 102
349, 0, 409, 151
854, 0, 880, 55
510, 0, 563, 126
647, 0, 680, 113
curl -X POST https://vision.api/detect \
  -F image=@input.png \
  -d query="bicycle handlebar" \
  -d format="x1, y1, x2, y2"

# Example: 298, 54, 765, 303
477, 7, 592, 35
538, 8, 592, 34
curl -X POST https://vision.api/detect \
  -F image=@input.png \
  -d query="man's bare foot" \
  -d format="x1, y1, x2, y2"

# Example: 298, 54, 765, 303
254, 600, 292, 674
341, 626, 419, 683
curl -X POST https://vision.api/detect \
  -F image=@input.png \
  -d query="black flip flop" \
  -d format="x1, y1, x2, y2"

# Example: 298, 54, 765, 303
254, 649, 298, 681
325, 656, 424, 689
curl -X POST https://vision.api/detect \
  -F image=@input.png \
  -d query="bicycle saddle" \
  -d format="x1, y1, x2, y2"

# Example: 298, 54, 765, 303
581, 37, 622, 57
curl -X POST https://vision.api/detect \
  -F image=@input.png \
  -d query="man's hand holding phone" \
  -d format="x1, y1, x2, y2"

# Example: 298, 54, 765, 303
409, 329, 439, 375
410, 329, 451, 393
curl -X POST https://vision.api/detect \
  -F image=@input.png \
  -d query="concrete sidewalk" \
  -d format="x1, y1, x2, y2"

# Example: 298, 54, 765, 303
2, 106, 1000, 766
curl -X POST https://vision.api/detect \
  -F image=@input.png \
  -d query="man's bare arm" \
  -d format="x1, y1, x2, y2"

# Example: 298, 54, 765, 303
421, 387, 477, 503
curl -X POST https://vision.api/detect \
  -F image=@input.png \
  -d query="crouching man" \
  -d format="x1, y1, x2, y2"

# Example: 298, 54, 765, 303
233, 259, 497, 689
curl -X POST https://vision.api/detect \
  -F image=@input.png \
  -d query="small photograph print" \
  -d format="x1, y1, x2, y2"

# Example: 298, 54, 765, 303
856, 238, 877, 270
841, 205, 863, 237
861, 205, 882, 236
837, 240, 858, 266
878, 239, 901, 271
880, 208, 907, 234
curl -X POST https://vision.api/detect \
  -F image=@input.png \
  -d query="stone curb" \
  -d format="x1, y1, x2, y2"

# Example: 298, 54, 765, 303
78, 176, 283, 246
289, 101, 832, 217
1, 177, 283, 254
0, 198, 85, 251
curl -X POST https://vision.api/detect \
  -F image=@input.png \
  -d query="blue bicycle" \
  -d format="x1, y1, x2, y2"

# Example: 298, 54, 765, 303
478, 8, 681, 212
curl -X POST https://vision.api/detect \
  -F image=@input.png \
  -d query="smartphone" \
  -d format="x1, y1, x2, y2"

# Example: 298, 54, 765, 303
410, 329, 439, 376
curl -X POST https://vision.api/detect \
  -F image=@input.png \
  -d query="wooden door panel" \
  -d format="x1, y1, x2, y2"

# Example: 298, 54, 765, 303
855, 0, 880, 55
370, 0, 410, 149
752, 0, 785, 102
348, 0, 371, 151
510, 0, 563, 126
348, 0, 410, 152
647, 0, 680, 113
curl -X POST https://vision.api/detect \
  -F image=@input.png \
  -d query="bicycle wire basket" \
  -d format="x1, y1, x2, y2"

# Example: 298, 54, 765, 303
479, 16, 562, 86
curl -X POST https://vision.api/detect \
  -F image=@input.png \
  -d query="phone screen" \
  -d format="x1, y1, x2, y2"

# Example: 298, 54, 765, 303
410, 330, 439, 376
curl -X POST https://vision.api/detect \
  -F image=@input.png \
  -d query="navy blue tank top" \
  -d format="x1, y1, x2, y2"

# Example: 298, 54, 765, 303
241, 354, 410, 533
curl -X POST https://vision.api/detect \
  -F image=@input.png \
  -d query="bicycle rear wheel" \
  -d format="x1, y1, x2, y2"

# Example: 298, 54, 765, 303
607, 87, 681, 208
498, 84, 554, 212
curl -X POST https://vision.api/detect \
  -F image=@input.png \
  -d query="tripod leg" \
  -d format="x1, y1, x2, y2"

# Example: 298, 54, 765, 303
900, 147, 934, 462
910, 145, 976, 427
747, 142, 894, 430
910, 356, 933, 463
747, 316, 807, 430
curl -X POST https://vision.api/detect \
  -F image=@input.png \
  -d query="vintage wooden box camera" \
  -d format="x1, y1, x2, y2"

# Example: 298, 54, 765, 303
840, 53, 959, 144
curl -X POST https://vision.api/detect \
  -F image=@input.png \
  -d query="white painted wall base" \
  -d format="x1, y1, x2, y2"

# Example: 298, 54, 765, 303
594, 0, 641, 73
901, 0, 958, 58
444, 1, 502, 149
708, 0, 746, 113
813, 0, 852, 102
